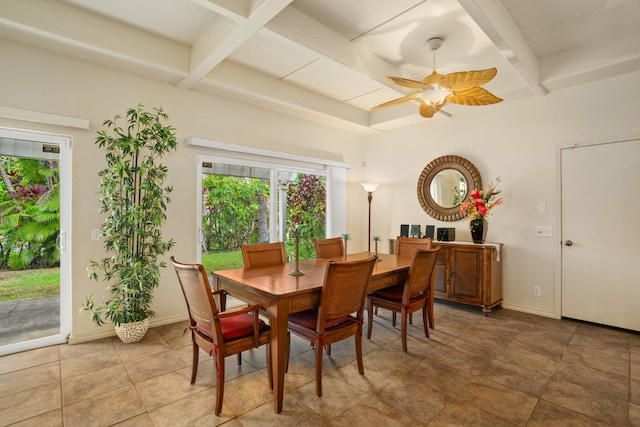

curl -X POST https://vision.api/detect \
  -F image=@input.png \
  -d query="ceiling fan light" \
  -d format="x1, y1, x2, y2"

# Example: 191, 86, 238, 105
420, 85, 451, 106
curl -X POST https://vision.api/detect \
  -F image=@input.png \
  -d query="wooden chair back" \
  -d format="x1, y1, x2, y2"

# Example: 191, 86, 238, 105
171, 257, 220, 342
313, 237, 344, 258
395, 237, 433, 257
318, 255, 378, 330
241, 242, 286, 268
404, 247, 439, 302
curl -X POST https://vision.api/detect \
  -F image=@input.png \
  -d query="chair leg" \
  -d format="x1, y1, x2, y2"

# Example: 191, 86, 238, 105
428, 298, 435, 329
355, 333, 364, 376
190, 340, 199, 384
409, 312, 413, 325
285, 332, 290, 373
422, 305, 430, 339
392, 312, 396, 327
366, 298, 374, 339
266, 343, 273, 390
401, 308, 409, 353
327, 344, 332, 356
236, 352, 242, 366
214, 353, 226, 415
315, 338, 324, 397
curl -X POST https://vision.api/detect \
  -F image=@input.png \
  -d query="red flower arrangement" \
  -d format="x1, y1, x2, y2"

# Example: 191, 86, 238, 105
460, 178, 503, 221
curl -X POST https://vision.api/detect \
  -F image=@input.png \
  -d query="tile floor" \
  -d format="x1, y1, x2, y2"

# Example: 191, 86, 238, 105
1, 301, 639, 426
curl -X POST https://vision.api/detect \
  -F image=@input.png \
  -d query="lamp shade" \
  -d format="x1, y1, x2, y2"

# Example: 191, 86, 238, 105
361, 183, 379, 193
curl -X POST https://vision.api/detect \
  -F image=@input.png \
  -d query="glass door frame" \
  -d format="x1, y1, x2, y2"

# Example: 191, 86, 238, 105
0, 128, 71, 355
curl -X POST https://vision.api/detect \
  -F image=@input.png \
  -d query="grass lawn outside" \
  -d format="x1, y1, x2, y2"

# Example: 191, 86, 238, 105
201, 250, 243, 272
0, 252, 242, 302
0, 268, 60, 301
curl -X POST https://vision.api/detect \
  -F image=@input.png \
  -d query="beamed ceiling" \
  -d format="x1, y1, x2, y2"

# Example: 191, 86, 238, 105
1, 0, 639, 134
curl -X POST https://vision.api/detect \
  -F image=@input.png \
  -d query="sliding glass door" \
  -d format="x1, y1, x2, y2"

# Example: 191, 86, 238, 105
197, 155, 327, 271
0, 129, 70, 355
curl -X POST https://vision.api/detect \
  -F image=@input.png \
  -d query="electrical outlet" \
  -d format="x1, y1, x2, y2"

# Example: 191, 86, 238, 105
534, 286, 541, 297
91, 229, 101, 241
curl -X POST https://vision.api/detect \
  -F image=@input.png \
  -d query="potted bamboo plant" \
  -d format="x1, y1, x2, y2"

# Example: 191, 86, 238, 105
82, 104, 177, 343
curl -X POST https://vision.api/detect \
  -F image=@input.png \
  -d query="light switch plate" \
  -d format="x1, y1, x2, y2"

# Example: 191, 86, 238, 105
535, 226, 552, 237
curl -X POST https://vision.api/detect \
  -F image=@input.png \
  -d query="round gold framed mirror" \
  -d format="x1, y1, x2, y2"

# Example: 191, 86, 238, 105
417, 155, 482, 221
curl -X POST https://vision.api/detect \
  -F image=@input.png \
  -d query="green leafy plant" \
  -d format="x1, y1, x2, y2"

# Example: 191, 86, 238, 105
82, 104, 177, 326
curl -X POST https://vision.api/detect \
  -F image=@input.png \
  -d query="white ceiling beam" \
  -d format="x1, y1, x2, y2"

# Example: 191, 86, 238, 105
178, 0, 293, 89
195, 61, 378, 135
0, 0, 189, 81
458, 0, 547, 97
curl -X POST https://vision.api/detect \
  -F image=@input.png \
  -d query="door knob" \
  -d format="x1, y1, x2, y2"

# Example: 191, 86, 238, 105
564, 240, 573, 246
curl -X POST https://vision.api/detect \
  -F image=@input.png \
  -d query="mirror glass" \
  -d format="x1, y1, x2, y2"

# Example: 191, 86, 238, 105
429, 169, 467, 208
417, 155, 482, 221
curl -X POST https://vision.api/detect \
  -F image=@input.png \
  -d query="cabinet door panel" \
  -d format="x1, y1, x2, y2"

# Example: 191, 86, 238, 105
451, 250, 481, 301
433, 247, 450, 295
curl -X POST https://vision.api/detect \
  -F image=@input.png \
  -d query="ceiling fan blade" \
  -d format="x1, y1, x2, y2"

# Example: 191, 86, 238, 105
372, 93, 422, 110
447, 87, 503, 106
388, 76, 425, 89
440, 68, 498, 91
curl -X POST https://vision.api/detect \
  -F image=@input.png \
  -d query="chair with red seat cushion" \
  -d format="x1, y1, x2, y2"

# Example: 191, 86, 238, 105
171, 257, 272, 415
366, 247, 439, 353
287, 255, 378, 397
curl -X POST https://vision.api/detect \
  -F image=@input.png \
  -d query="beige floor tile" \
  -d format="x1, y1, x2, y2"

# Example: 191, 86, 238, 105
453, 379, 538, 425
527, 400, 614, 427
0, 361, 59, 398
134, 367, 212, 410
542, 378, 628, 425
6, 409, 63, 427
123, 348, 188, 383
0, 382, 61, 426
0, 346, 59, 375
329, 395, 417, 426
290, 374, 369, 419
377, 374, 449, 423
63, 384, 145, 427
552, 359, 628, 396
1, 302, 636, 425
429, 402, 516, 427
60, 346, 121, 380
147, 389, 226, 427
62, 364, 131, 405
236, 395, 324, 426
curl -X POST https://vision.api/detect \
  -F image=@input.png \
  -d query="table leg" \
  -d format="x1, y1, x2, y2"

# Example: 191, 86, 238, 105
269, 298, 289, 413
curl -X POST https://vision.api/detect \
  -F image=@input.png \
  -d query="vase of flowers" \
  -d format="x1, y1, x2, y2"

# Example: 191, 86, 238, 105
460, 178, 503, 244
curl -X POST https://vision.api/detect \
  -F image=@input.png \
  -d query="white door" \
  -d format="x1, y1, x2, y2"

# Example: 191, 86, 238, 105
561, 137, 640, 331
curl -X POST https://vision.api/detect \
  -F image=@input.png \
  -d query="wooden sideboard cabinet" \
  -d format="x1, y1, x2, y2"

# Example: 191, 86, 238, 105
431, 241, 503, 314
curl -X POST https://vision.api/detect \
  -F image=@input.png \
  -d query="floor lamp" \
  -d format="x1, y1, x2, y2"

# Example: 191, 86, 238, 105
361, 183, 379, 252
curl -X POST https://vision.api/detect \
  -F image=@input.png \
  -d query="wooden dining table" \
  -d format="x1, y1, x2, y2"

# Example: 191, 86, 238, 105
212, 252, 413, 413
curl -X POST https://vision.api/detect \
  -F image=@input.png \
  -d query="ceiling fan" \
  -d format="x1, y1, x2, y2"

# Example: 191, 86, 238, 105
372, 37, 503, 118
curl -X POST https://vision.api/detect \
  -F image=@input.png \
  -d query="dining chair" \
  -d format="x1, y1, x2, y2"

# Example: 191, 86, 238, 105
366, 247, 439, 353
287, 255, 378, 397
395, 236, 433, 256
171, 257, 272, 415
313, 237, 344, 258
241, 242, 286, 268
392, 236, 434, 328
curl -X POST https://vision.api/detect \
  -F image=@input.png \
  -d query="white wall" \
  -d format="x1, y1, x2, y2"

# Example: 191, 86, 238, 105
362, 70, 640, 316
0, 39, 366, 343
2, 38, 639, 342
